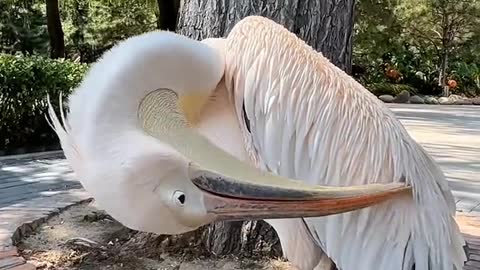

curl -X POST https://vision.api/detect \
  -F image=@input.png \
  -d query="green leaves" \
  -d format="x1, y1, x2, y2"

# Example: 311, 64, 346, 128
0, 53, 88, 151
451, 62, 480, 95
61, 0, 157, 62
0, 0, 49, 55
354, 0, 480, 95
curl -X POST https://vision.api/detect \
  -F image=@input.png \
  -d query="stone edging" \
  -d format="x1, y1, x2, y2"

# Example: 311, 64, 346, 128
378, 92, 480, 106
0, 190, 92, 270
11, 198, 93, 246
0, 150, 64, 162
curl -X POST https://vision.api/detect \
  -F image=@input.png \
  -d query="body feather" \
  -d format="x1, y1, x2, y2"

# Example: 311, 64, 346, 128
224, 16, 466, 270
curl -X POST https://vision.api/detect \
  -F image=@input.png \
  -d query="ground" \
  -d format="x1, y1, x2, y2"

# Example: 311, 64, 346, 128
388, 104, 480, 213
17, 201, 293, 270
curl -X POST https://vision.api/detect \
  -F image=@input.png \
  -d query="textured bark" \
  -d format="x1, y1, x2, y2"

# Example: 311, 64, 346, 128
439, 51, 449, 96
127, 221, 281, 258
46, 0, 65, 58
177, 0, 355, 73
204, 221, 282, 256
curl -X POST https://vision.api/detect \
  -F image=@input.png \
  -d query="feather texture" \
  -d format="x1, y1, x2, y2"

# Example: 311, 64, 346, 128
224, 16, 466, 270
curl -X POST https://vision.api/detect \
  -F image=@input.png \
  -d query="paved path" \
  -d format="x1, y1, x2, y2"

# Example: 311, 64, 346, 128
0, 152, 89, 269
388, 104, 480, 215
0, 104, 479, 269
0, 152, 82, 208
388, 104, 480, 269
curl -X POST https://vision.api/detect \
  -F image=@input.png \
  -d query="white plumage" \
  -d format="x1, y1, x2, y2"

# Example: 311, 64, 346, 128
223, 17, 466, 269
47, 16, 466, 270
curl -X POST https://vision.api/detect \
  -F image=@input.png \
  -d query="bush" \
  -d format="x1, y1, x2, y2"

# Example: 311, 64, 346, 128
451, 62, 480, 96
0, 54, 88, 154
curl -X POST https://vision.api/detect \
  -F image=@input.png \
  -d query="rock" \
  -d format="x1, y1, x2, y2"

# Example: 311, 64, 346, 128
409, 95, 424, 104
379, 95, 394, 103
393, 90, 410, 103
453, 99, 473, 105
463, 99, 474, 105
471, 97, 480, 105
424, 96, 439, 105
438, 97, 454, 105
449, 94, 463, 101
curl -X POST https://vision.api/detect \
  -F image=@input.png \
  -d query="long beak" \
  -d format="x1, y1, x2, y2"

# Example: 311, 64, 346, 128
189, 164, 410, 220
139, 90, 412, 220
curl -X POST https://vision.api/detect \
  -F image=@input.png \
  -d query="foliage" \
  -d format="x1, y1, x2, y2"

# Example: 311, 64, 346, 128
396, 0, 480, 52
450, 62, 480, 96
354, 0, 480, 96
367, 82, 418, 97
396, 0, 480, 94
0, 0, 49, 55
60, 0, 158, 62
0, 53, 88, 152
1, 0, 158, 63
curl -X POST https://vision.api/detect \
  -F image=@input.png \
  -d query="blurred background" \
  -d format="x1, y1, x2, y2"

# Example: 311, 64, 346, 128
0, 0, 479, 156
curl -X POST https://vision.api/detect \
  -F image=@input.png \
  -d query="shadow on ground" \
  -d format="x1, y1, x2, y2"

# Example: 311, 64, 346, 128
389, 104, 480, 213
0, 153, 82, 208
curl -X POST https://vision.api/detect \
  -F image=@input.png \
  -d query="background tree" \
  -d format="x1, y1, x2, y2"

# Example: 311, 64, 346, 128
396, 0, 480, 96
0, 0, 48, 55
46, 0, 65, 58
177, 0, 356, 74
353, 0, 480, 97
61, 0, 157, 62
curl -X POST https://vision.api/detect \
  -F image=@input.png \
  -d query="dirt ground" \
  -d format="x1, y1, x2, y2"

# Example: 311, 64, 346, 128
18, 201, 296, 270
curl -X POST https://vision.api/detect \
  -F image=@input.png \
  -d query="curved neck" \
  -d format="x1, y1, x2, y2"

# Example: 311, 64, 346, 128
65, 31, 224, 155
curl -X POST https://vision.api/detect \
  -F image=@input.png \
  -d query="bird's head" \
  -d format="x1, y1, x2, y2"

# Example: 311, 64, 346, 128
47, 27, 410, 236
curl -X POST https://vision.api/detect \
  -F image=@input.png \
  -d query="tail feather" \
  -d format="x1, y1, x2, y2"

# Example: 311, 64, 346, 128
46, 94, 84, 177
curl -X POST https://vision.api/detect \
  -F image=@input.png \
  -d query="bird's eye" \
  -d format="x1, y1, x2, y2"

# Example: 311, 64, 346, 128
172, 190, 186, 207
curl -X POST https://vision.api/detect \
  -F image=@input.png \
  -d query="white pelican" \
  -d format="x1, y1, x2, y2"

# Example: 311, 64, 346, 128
47, 16, 466, 270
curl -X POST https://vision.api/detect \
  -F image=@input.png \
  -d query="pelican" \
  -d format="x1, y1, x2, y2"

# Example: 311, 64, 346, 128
47, 16, 466, 270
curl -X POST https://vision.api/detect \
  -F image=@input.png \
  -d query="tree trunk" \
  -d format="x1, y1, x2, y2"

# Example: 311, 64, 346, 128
46, 0, 65, 58
156, 0, 180, 31
438, 50, 449, 96
70, 0, 88, 62
204, 220, 282, 256
173, 0, 356, 256
177, 0, 355, 73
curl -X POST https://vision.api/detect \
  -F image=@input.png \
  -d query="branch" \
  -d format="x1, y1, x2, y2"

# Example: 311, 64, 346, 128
432, 29, 443, 39
409, 25, 441, 54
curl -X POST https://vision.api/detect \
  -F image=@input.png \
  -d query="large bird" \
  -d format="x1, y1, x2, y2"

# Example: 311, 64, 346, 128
47, 16, 466, 270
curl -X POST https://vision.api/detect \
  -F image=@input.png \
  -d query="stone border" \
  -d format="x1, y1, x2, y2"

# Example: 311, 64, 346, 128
382, 101, 480, 106
11, 197, 93, 246
378, 92, 480, 106
0, 190, 92, 270
0, 144, 62, 158
0, 150, 63, 162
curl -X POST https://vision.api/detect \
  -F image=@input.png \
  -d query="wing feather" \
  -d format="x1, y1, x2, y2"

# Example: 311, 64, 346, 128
225, 16, 466, 270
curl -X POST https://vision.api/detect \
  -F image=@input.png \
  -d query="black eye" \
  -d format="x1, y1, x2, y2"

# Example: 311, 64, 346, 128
178, 194, 186, 204
173, 190, 186, 206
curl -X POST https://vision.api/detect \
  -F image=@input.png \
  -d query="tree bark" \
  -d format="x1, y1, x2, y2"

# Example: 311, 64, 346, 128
439, 51, 449, 96
156, 0, 180, 31
177, 0, 355, 73
204, 220, 282, 256
46, 0, 65, 58
174, 0, 356, 256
